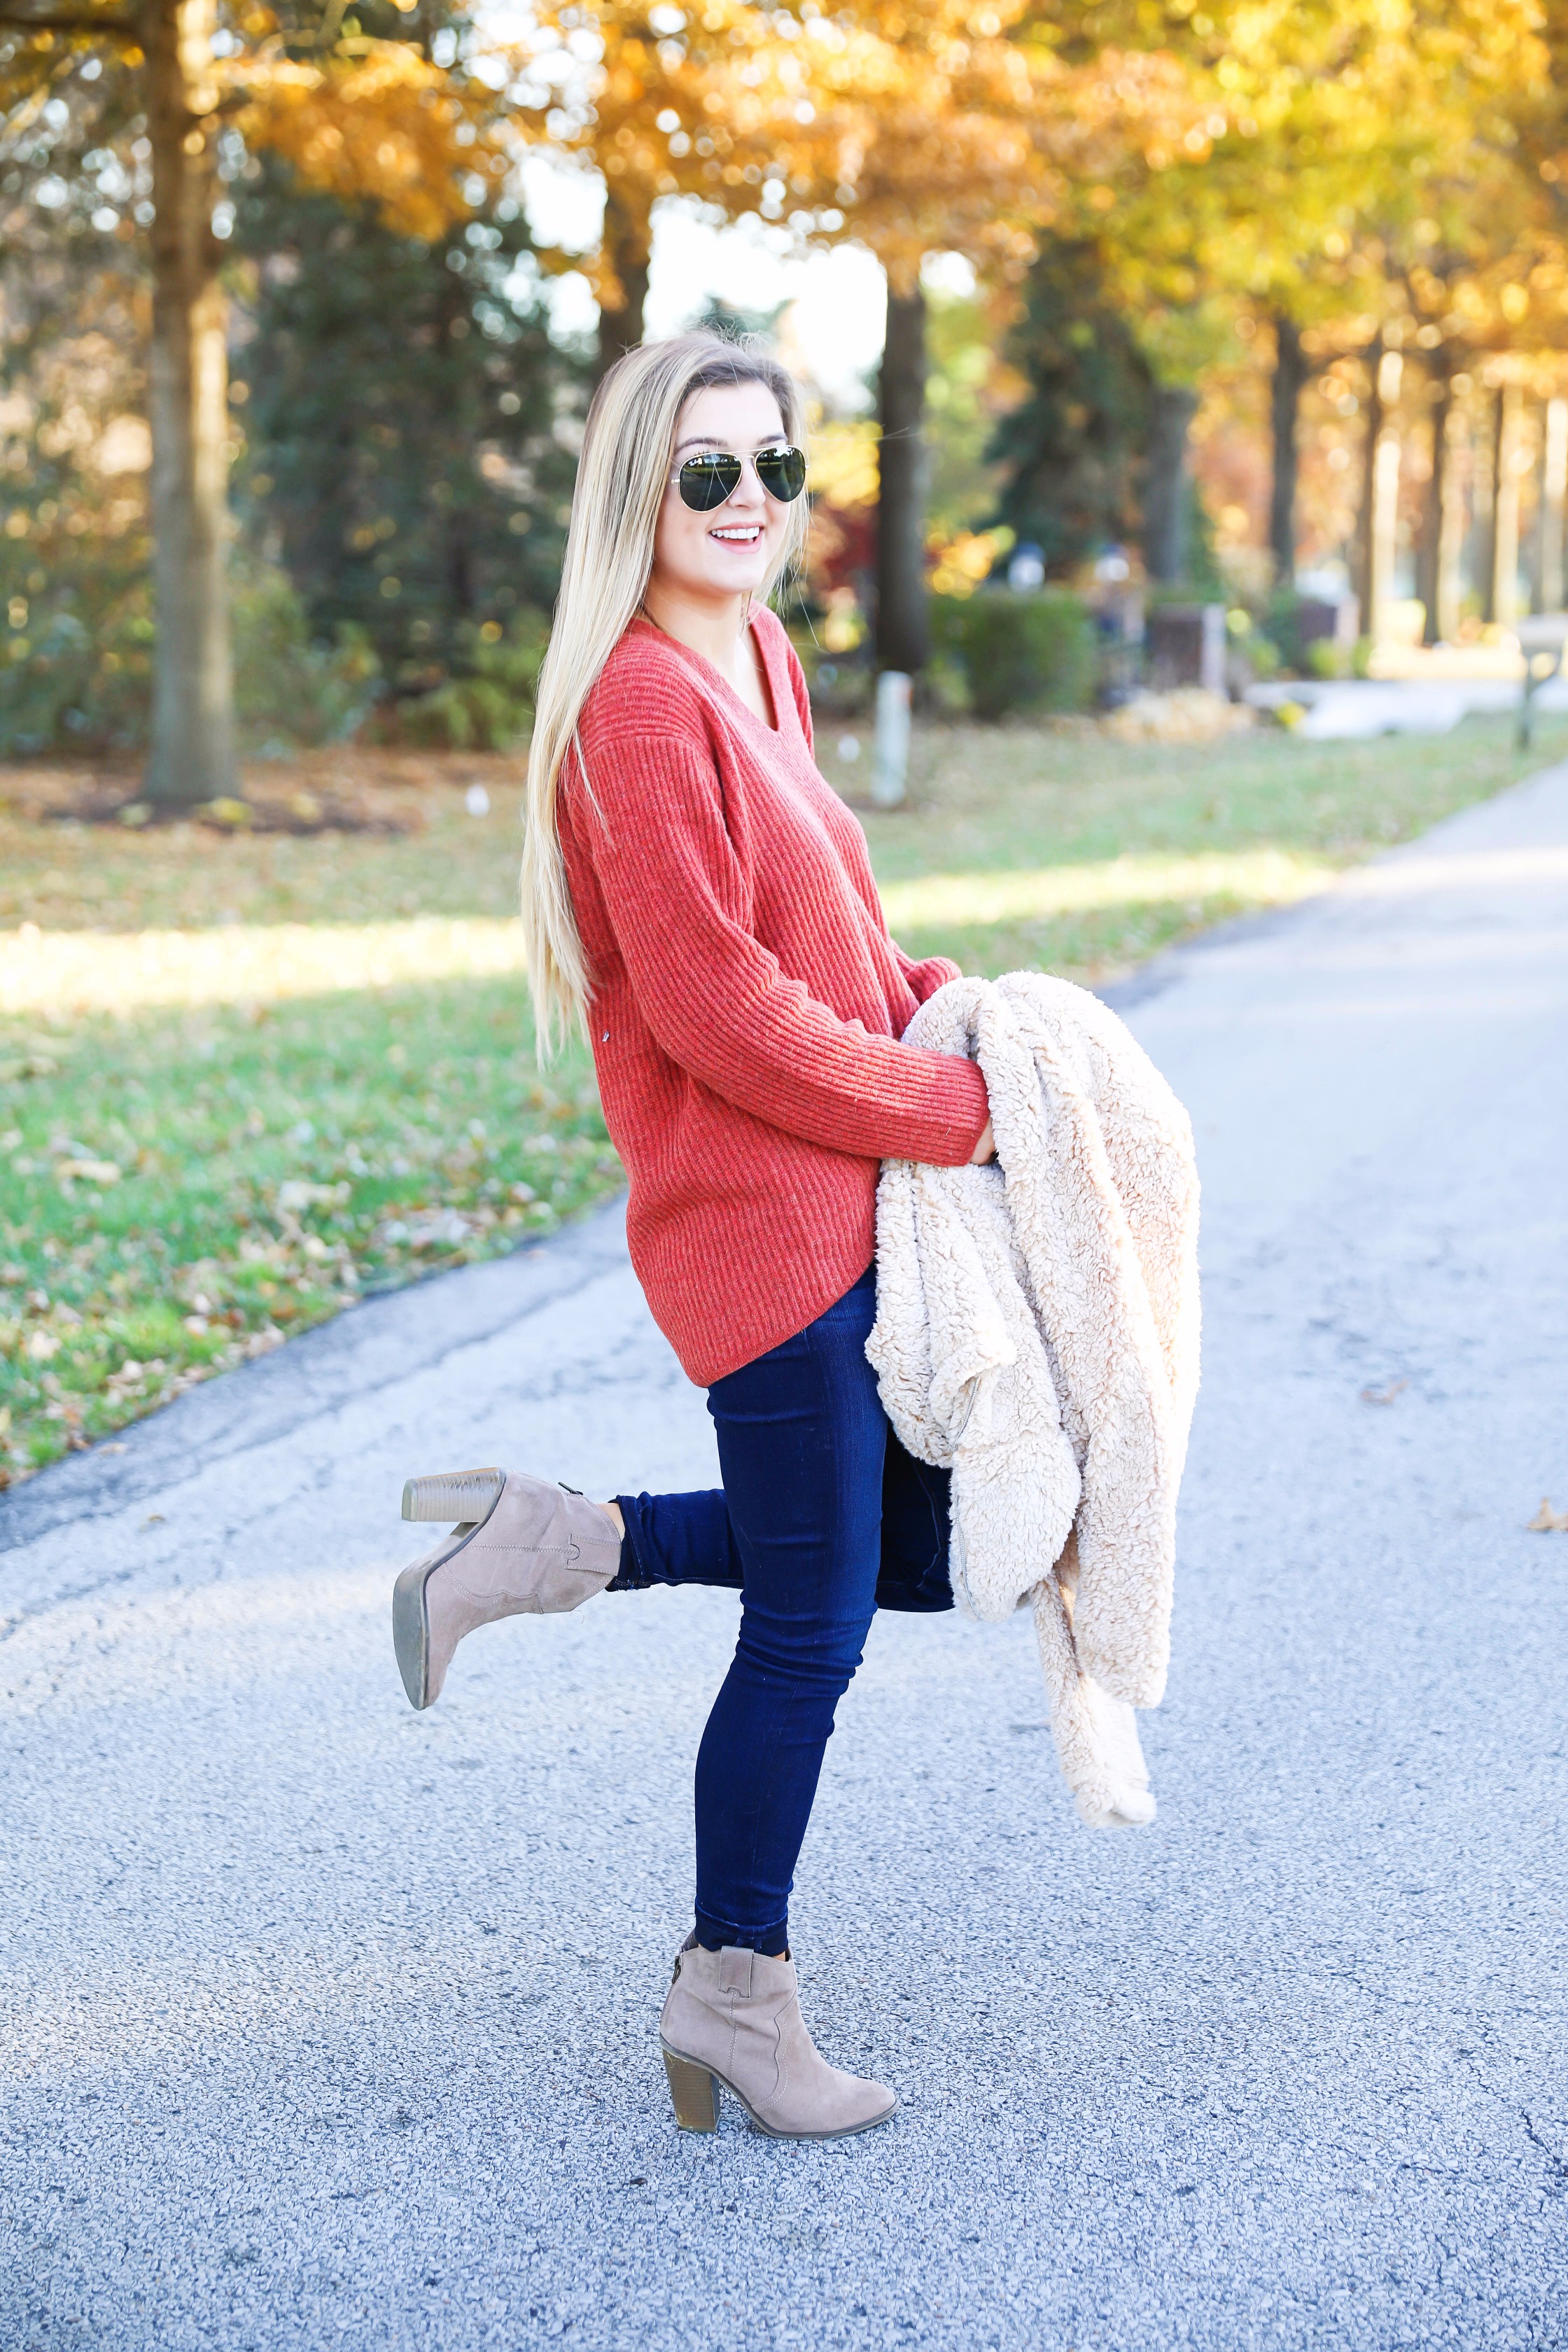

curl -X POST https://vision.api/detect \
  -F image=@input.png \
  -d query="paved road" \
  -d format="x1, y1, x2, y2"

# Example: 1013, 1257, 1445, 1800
4, 765, 1567, 2352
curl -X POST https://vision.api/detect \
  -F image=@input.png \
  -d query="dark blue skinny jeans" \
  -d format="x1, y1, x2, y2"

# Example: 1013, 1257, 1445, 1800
614, 1264, 953, 1956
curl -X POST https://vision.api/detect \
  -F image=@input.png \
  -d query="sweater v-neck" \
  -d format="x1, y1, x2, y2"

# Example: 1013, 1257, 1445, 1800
633, 609, 784, 739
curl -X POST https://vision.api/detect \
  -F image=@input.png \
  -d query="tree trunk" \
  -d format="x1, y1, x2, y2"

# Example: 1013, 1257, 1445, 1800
1268, 315, 1308, 585
1488, 383, 1522, 628
595, 186, 652, 383
1366, 348, 1402, 647
1436, 397, 1466, 644
1476, 388, 1497, 624
144, 0, 235, 807
1542, 396, 1568, 613
1144, 384, 1197, 584
1416, 352, 1452, 645
1352, 334, 1382, 627
875, 280, 928, 676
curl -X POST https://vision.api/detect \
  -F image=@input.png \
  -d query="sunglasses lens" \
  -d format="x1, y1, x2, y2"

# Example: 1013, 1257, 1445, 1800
756, 446, 807, 503
679, 454, 743, 511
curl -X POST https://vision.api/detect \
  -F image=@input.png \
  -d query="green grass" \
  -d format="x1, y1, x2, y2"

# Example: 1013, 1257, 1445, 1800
818, 710, 1568, 979
4, 710, 1563, 1485
0, 983, 613, 1477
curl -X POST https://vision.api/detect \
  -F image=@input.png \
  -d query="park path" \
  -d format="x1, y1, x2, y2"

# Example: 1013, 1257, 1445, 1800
4, 763, 1567, 2352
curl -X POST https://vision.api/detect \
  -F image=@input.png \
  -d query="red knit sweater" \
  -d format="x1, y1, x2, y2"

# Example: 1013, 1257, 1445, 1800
558, 606, 990, 1384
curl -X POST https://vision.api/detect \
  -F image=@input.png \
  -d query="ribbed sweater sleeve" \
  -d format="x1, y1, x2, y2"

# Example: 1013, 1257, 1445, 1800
892, 940, 962, 1004
578, 732, 990, 1166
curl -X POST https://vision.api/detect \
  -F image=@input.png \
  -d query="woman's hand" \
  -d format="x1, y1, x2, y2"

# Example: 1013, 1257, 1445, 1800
969, 1116, 997, 1166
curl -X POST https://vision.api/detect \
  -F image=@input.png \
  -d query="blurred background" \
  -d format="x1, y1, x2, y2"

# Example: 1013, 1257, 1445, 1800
6, 0, 1568, 1488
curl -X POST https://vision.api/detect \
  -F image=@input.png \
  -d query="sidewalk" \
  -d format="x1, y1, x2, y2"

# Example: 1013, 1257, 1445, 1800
4, 764, 1567, 2351
1246, 673, 1568, 736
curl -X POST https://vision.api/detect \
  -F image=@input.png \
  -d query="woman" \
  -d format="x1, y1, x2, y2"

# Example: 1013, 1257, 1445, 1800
393, 332, 995, 2142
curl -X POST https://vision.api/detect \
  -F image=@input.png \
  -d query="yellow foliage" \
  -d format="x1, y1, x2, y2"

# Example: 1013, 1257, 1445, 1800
807, 419, 881, 513
927, 526, 1014, 598
232, 42, 495, 240
0, 8, 500, 241
514, 1, 1204, 298
1085, 0, 1568, 378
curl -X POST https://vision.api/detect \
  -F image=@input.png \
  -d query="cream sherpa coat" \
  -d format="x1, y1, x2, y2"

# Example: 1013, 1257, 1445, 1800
867, 972, 1200, 1830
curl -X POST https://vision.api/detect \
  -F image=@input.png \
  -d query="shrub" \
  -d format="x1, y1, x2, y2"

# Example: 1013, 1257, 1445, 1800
231, 564, 381, 750
0, 533, 155, 757
1224, 606, 1282, 688
395, 613, 550, 752
928, 589, 1095, 720
0, 545, 380, 757
1304, 636, 1350, 682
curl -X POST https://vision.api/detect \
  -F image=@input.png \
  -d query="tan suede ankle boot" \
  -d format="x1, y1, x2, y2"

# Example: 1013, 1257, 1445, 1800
392, 1468, 621, 1710
659, 1940, 896, 2141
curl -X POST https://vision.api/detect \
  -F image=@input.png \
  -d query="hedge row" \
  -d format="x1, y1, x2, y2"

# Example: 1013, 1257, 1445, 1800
928, 589, 1096, 720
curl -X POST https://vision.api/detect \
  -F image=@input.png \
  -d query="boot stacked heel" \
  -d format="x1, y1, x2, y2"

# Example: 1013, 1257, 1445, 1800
661, 2046, 719, 2132
401, 1468, 506, 1525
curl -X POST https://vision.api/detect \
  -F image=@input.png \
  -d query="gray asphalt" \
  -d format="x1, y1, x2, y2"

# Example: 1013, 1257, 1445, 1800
4, 762, 1568, 2352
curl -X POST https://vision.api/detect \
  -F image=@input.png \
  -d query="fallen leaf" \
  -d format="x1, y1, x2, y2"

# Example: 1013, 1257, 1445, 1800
1527, 1498, 1568, 1533
201, 797, 254, 832
1360, 1376, 1409, 1406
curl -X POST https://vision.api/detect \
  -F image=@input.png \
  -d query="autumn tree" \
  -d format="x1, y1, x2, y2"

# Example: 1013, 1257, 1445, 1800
734, 6, 1196, 672
1082, 0, 1564, 591
792, 2, 1158, 673
1369, 8, 1568, 635
0, 0, 502, 803
512, 1, 825, 379
514, 1, 1196, 684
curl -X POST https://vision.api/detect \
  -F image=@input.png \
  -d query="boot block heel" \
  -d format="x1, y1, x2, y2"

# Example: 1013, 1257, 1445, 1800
402, 1469, 505, 1525
662, 2045, 718, 2132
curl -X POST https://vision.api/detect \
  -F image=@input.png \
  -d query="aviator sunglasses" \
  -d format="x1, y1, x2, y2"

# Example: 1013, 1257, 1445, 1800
675, 443, 808, 512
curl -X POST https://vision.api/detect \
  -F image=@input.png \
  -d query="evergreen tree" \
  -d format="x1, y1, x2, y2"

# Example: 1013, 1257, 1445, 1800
0, 0, 512, 802
687, 295, 786, 346
987, 240, 1153, 574
237, 169, 585, 692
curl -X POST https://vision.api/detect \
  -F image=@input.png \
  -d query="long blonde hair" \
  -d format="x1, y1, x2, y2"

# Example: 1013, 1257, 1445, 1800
520, 331, 809, 1058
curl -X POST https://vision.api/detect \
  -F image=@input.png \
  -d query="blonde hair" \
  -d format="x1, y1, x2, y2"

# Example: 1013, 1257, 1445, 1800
520, 331, 808, 1058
